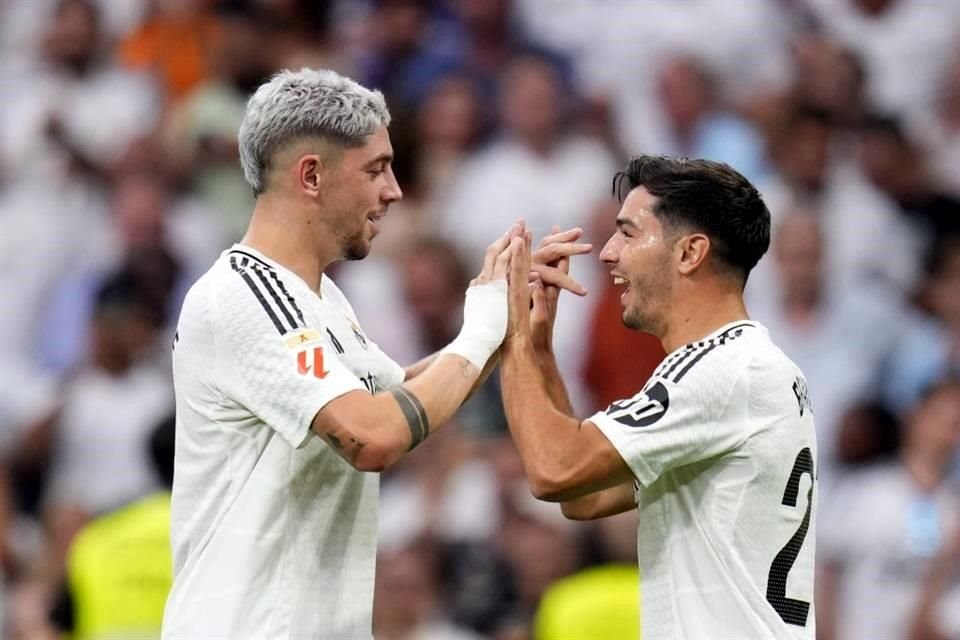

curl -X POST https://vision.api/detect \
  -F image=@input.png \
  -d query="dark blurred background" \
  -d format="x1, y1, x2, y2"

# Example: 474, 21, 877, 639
0, 0, 959, 638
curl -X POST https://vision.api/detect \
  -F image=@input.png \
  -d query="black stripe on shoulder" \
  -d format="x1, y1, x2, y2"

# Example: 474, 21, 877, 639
229, 249, 274, 270
671, 323, 755, 383
268, 270, 306, 325
229, 255, 286, 334
229, 250, 306, 331
652, 344, 695, 379
249, 263, 300, 331
662, 342, 704, 379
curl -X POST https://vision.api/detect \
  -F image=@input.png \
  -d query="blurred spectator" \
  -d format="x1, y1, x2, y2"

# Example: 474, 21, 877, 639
857, 114, 960, 242
9, 269, 174, 586
908, 518, 960, 640
884, 235, 960, 415
443, 0, 569, 104
625, 53, 769, 183
805, 0, 960, 118
374, 539, 483, 640
118, 0, 220, 105
834, 402, 901, 469
35, 171, 216, 375
164, 2, 273, 240
359, 0, 460, 111
495, 512, 581, 634
789, 34, 869, 128
0, 0, 160, 188
436, 53, 616, 411
750, 210, 907, 485
48, 414, 174, 640
752, 106, 920, 298
257, 0, 347, 72
911, 43, 960, 197
817, 377, 960, 640
368, 73, 487, 257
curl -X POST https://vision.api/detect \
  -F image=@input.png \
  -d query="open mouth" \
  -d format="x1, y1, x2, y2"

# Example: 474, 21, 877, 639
612, 274, 630, 300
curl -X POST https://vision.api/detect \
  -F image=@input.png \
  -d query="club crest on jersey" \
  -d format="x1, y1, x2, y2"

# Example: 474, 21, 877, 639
350, 323, 368, 349
296, 346, 328, 379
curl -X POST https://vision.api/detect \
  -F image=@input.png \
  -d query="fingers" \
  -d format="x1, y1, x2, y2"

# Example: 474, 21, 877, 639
477, 222, 524, 283
492, 239, 512, 280
532, 242, 593, 266
530, 263, 588, 296
538, 226, 584, 249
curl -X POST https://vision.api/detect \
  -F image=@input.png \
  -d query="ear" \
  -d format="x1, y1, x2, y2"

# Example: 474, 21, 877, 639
676, 233, 710, 276
297, 155, 324, 196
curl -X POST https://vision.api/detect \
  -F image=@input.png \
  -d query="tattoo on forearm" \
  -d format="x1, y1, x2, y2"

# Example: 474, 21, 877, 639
460, 360, 472, 378
326, 433, 343, 449
390, 387, 430, 450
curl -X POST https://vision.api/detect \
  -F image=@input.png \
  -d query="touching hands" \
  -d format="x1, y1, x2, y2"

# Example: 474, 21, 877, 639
529, 226, 592, 350
443, 224, 524, 369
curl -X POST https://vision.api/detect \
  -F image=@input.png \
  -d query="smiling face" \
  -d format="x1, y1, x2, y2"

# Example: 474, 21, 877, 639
318, 126, 402, 260
599, 187, 675, 335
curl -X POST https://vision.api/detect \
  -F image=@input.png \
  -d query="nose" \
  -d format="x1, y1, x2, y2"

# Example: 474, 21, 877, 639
383, 166, 403, 203
599, 233, 619, 265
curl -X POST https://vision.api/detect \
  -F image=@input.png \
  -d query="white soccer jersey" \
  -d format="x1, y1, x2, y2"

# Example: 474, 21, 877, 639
162, 245, 405, 640
589, 320, 818, 640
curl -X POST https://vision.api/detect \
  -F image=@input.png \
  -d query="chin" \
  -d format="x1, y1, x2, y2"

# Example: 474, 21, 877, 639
621, 307, 645, 332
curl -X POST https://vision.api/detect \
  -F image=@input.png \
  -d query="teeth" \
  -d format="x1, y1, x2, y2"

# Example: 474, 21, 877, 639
613, 276, 626, 285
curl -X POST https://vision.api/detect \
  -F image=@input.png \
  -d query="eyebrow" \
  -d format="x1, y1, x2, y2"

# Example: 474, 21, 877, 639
363, 153, 393, 168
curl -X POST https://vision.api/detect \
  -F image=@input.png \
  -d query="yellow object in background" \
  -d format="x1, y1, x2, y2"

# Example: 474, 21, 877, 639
535, 563, 641, 640
66, 492, 172, 640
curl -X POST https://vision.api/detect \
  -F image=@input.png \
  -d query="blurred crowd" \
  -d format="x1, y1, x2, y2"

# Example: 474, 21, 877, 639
0, 0, 959, 638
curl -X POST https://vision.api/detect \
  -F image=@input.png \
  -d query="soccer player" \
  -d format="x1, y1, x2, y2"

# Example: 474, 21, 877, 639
160, 69, 587, 639
501, 156, 818, 639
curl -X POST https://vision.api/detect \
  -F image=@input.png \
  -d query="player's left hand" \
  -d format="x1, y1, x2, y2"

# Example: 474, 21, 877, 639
506, 229, 534, 344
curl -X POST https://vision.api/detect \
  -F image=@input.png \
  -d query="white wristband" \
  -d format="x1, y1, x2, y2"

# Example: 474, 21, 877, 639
441, 280, 508, 370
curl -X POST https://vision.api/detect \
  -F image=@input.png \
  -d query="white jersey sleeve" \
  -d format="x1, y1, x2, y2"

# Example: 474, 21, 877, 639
588, 325, 755, 487
213, 261, 364, 449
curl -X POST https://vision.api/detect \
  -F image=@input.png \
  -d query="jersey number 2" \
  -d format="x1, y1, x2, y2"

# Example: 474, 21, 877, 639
766, 447, 814, 626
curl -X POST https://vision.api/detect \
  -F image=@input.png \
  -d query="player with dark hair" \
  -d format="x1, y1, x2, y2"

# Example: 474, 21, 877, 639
501, 155, 818, 638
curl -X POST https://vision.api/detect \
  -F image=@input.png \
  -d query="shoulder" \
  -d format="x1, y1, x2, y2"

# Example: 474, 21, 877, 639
650, 321, 759, 389
320, 274, 358, 322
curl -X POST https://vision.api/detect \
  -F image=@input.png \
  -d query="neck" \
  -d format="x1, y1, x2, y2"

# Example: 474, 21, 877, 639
902, 447, 947, 492
240, 192, 338, 291
659, 283, 750, 353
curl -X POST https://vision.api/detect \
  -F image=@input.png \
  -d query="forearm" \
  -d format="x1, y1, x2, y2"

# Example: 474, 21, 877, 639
314, 353, 481, 471
535, 345, 573, 414
407, 347, 499, 401
501, 336, 582, 489
560, 481, 635, 520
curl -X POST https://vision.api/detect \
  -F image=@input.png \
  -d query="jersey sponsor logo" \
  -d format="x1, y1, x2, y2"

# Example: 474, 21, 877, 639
606, 381, 670, 427
297, 346, 329, 378
284, 328, 323, 349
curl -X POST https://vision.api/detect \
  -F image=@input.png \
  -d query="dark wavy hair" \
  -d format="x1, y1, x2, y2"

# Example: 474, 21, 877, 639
613, 155, 771, 286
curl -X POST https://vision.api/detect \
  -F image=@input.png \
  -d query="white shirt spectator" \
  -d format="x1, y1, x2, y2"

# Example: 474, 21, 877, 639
45, 362, 173, 514
806, 0, 960, 118
819, 463, 960, 640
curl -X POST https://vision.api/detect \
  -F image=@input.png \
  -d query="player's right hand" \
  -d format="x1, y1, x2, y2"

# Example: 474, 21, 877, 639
530, 227, 592, 296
